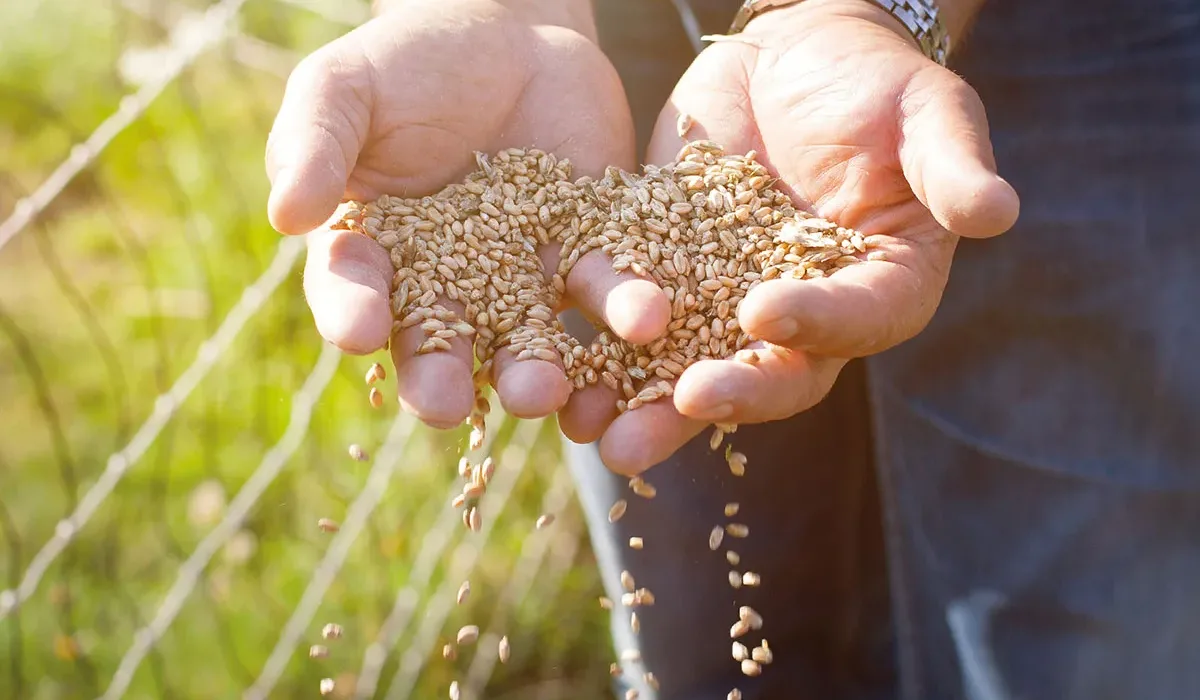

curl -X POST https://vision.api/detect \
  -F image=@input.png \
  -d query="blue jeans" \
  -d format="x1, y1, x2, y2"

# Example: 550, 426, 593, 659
572, 1, 1200, 699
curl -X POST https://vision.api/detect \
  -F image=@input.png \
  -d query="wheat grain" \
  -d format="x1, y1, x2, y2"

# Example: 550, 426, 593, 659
456, 625, 479, 645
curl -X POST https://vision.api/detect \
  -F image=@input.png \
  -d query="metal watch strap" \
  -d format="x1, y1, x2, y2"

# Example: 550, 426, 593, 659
727, 0, 951, 66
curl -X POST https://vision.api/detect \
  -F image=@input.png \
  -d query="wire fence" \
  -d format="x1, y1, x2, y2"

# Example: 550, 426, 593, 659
0, 1, 618, 697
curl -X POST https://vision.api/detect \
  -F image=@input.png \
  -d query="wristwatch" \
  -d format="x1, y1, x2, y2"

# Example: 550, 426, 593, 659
727, 0, 951, 66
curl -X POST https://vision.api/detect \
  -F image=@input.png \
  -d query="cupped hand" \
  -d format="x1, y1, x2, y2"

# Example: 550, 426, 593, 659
266, 0, 670, 431
596, 0, 1020, 474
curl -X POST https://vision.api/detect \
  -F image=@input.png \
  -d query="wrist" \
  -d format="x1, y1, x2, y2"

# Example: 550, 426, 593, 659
373, 0, 598, 42
746, 0, 924, 51
741, 0, 969, 62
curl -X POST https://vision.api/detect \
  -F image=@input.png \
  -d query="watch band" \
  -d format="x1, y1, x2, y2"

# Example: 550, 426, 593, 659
727, 0, 951, 66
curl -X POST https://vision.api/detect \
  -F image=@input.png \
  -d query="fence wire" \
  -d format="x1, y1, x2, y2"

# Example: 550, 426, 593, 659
0, 1, 612, 697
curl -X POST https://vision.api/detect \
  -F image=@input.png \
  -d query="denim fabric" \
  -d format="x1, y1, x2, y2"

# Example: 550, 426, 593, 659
870, 2, 1200, 699
574, 1, 1200, 699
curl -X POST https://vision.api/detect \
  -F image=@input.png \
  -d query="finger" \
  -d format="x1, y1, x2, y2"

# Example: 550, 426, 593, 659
672, 348, 846, 424
389, 301, 475, 430
564, 250, 671, 345
898, 67, 1020, 239
599, 401, 706, 476
738, 237, 955, 357
490, 346, 572, 420
265, 48, 369, 235
303, 228, 394, 354
557, 382, 622, 445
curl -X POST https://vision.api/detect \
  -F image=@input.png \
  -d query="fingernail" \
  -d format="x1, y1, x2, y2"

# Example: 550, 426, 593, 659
752, 316, 798, 343
692, 402, 734, 421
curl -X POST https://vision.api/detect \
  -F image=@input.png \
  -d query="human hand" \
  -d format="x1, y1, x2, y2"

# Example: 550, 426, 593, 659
266, 0, 672, 430
595, 0, 1020, 474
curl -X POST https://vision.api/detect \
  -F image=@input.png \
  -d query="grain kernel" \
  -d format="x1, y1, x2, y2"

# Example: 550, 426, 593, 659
709, 526, 725, 551
457, 625, 480, 645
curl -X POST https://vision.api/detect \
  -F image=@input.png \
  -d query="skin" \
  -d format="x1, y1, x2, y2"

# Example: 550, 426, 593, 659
265, 0, 669, 433
596, 0, 1020, 474
267, 0, 1020, 475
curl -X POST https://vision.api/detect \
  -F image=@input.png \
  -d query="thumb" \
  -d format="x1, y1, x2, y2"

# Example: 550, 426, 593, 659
265, 48, 369, 235
897, 67, 1020, 239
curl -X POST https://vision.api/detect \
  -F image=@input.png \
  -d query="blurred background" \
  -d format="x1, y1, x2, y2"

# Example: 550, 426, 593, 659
0, 0, 615, 697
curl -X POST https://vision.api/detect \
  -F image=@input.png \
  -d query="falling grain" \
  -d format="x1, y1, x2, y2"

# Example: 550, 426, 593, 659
620, 570, 636, 593
709, 526, 725, 551
608, 499, 629, 523
456, 625, 480, 645
732, 641, 749, 661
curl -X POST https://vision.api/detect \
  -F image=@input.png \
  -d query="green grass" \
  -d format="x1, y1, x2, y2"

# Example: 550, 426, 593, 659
0, 2, 610, 698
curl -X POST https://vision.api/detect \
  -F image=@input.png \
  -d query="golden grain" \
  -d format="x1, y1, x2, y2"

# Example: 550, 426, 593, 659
456, 625, 480, 645
608, 499, 629, 523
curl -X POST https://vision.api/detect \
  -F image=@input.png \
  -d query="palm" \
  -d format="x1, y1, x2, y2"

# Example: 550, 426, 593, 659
267, 0, 679, 435
325, 3, 635, 204
592, 5, 1018, 474
651, 27, 958, 300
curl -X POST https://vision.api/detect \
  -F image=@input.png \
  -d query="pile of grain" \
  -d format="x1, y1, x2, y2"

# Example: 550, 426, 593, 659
318, 141, 867, 699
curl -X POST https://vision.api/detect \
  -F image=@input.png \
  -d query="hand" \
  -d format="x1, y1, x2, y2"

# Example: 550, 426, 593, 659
266, 0, 671, 431
595, 0, 1020, 474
